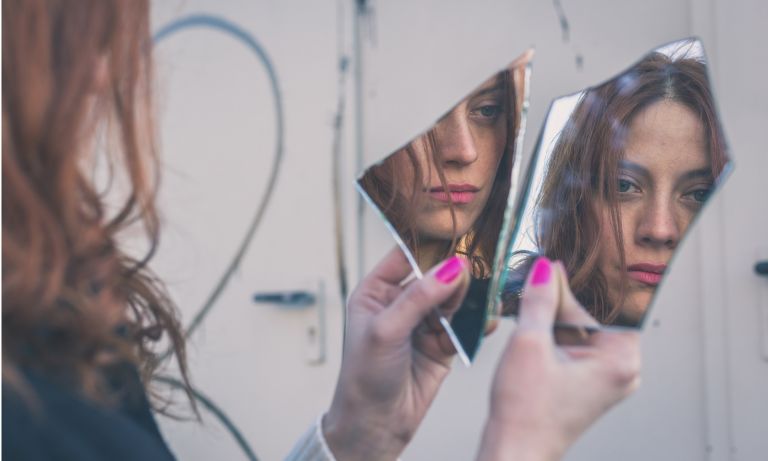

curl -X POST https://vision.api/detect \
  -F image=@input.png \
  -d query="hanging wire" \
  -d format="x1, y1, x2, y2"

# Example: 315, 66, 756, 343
152, 14, 285, 354
151, 14, 283, 461
155, 375, 259, 461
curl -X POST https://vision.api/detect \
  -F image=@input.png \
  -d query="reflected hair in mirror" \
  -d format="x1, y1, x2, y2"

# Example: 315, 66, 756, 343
509, 44, 728, 325
359, 70, 518, 278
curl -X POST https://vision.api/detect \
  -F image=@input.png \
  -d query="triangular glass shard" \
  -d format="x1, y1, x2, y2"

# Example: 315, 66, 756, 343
497, 38, 732, 331
357, 50, 534, 364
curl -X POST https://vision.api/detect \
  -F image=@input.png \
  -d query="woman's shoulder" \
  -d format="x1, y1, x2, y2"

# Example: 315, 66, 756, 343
2, 368, 176, 461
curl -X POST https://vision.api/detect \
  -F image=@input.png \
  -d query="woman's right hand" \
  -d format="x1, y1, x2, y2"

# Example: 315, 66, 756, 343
477, 258, 642, 461
324, 247, 470, 461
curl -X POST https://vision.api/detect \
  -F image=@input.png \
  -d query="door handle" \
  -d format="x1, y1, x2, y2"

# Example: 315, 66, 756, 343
758, 255, 768, 362
756, 260, 768, 277
252, 290, 316, 308
252, 284, 326, 365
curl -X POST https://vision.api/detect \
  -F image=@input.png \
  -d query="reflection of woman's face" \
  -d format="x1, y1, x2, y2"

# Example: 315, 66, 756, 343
397, 77, 508, 245
597, 100, 712, 324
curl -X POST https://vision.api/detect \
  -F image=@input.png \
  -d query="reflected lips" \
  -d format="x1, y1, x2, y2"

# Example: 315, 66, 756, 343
428, 184, 479, 204
627, 263, 666, 286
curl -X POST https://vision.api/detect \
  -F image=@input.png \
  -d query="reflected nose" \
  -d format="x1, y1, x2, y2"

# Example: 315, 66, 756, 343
435, 111, 478, 166
636, 199, 681, 249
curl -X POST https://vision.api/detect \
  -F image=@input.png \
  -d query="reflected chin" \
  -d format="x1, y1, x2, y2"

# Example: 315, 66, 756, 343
615, 291, 653, 326
416, 213, 475, 241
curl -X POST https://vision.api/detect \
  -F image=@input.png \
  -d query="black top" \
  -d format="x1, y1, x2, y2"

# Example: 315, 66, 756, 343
450, 277, 491, 361
3, 368, 176, 461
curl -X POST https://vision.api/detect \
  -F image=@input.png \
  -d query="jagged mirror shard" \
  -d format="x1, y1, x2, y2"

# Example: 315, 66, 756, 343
357, 50, 533, 363
499, 38, 731, 330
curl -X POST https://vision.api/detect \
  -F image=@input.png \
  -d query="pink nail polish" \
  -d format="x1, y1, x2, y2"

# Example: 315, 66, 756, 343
530, 257, 551, 286
436, 256, 464, 284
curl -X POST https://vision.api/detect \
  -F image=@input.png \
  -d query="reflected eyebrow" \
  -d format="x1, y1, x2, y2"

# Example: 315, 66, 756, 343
436, 82, 505, 123
618, 160, 650, 179
470, 83, 504, 99
619, 160, 713, 183
680, 168, 714, 182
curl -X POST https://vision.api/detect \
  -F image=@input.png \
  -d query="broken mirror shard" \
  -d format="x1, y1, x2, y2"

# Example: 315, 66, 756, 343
357, 50, 534, 363
498, 38, 732, 330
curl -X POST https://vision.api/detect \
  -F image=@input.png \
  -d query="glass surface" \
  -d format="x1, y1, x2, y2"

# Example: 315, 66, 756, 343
357, 50, 534, 363
498, 38, 732, 330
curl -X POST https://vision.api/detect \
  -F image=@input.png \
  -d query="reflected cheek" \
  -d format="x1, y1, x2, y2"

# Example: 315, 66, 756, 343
677, 207, 697, 235
604, 204, 643, 259
596, 207, 620, 270
484, 138, 507, 170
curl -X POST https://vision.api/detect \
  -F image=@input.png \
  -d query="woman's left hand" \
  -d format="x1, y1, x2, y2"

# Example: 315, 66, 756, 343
323, 247, 470, 461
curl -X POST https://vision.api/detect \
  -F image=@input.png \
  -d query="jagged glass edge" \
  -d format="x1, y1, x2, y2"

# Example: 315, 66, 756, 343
355, 180, 472, 365
492, 37, 735, 333
355, 180, 424, 278
484, 59, 534, 334
634, 37, 734, 328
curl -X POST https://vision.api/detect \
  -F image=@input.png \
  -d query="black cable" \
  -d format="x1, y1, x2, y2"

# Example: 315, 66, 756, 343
151, 15, 283, 461
154, 375, 259, 461
152, 14, 285, 352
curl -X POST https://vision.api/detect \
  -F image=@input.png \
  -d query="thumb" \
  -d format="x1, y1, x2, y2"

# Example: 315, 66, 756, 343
516, 257, 558, 333
554, 261, 599, 328
375, 256, 469, 340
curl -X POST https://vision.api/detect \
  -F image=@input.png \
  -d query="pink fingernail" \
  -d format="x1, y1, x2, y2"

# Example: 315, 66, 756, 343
435, 256, 464, 284
530, 257, 551, 286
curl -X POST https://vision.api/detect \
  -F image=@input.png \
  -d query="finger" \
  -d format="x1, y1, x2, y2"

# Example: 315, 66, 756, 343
553, 261, 599, 328
421, 264, 472, 334
554, 325, 599, 347
398, 271, 419, 288
591, 330, 643, 392
437, 326, 459, 356
415, 310, 459, 357
374, 256, 470, 342
368, 246, 418, 286
551, 262, 600, 346
351, 247, 412, 309
436, 265, 471, 319
516, 257, 558, 333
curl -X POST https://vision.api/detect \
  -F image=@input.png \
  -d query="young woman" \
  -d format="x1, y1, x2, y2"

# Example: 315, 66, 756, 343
3, 2, 640, 460
506, 48, 728, 326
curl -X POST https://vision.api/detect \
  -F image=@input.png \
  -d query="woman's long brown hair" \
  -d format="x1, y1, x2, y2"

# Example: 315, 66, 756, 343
3, 0, 193, 409
533, 50, 728, 323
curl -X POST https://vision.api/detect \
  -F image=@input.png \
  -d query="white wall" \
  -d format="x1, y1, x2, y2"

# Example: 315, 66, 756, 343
150, 2, 355, 460
148, 1, 768, 460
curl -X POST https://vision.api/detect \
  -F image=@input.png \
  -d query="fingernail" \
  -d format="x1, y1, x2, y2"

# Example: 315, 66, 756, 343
435, 256, 465, 284
530, 257, 551, 286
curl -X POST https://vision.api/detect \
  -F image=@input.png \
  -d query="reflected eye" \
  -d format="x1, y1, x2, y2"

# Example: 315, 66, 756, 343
617, 178, 639, 194
618, 179, 631, 193
478, 105, 502, 117
470, 103, 503, 123
686, 186, 712, 203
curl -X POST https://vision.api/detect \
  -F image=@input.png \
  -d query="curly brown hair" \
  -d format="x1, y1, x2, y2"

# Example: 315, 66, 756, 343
3, 0, 192, 409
